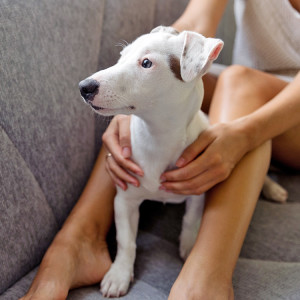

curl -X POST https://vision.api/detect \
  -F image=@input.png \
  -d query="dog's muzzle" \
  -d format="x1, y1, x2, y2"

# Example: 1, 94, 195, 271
79, 78, 100, 102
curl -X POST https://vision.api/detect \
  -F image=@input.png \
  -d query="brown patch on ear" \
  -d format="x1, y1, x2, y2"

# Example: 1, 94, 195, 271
169, 55, 183, 81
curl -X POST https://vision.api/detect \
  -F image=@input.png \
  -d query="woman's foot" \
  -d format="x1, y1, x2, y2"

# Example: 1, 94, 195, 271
20, 228, 112, 300
169, 271, 234, 300
168, 250, 234, 300
169, 276, 234, 300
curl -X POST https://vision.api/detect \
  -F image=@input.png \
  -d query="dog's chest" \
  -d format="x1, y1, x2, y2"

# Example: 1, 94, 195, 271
130, 112, 208, 194
130, 111, 208, 193
132, 137, 184, 193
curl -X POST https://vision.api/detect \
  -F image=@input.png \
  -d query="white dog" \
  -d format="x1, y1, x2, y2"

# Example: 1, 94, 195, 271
79, 26, 287, 298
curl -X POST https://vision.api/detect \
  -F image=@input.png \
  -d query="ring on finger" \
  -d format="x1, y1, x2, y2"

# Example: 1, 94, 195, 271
106, 152, 112, 159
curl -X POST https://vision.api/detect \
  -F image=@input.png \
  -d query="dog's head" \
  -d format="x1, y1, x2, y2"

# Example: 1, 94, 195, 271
79, 26, 223, 117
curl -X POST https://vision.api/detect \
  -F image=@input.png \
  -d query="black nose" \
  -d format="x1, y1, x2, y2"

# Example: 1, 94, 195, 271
79, 78, 100, 101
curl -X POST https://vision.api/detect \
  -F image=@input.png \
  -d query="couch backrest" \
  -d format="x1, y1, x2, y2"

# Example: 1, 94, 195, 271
0, 0, 104, 293
97, 0, 235, 71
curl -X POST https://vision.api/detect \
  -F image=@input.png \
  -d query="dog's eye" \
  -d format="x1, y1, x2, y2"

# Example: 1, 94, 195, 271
141, 59, 152, 68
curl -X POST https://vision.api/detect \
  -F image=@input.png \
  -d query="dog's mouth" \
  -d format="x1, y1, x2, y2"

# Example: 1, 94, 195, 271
91, 104, 103, 111
90, 104, 136, 112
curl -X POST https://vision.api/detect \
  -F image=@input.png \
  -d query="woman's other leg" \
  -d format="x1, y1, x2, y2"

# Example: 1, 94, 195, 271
169, 66, 297, 300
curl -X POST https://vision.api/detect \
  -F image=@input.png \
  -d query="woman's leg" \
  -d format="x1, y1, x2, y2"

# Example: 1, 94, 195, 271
201, 73, 218, 114
21, 147, 115, 300
169, 66, 299, 300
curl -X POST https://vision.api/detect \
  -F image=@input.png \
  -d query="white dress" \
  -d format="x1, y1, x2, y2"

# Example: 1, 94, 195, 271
212, 0, 300, 82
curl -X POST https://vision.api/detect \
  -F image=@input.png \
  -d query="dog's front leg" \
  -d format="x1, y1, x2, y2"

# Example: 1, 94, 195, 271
101, 192, 141, 298
179, 195, 205, 260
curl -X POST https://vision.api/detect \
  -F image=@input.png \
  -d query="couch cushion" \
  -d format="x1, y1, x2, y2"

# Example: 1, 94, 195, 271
0, 0, 105, 226
241, 200, 300, 262
3, 230, 300, 300
233, 258, 300, 300
0, 268, 37, 300
0, 128, 58, 294
67, 281, 166, 300
98, 0, 157, 70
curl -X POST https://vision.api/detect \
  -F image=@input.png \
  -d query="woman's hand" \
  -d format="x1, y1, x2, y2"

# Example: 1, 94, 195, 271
102, 115, 143, 190
160, 121, 251, 195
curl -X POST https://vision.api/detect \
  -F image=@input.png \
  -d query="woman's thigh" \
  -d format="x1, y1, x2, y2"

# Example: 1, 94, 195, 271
272, 123, 300, 169
206, 65, 300, 169
202, 73, 218, 114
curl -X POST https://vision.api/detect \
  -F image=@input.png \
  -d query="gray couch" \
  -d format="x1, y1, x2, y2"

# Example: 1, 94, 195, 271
1, 1, 299, 299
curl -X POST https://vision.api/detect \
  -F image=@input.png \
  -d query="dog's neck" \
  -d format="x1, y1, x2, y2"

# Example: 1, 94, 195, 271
133, 81, 203, 140
130, 80, 204, 185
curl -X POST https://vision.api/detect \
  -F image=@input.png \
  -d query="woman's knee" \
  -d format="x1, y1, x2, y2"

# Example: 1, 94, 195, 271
215, 65, 269, 108
218, 65, 256, 93
209, 65, 269, 122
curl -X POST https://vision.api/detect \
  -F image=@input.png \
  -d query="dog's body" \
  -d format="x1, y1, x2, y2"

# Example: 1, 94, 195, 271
79, 26, 288, 297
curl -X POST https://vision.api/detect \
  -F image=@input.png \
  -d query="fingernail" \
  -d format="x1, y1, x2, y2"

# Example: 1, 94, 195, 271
132, 181, 139, 187
176, 157, 186, 167
117, 183, 127, 191
136, 170, 144, 177
122, 147, 131, 158
160, 175, 166, 182
159, 185, 166, 190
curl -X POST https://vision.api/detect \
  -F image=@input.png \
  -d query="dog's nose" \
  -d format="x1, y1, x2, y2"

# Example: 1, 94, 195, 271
79, 78, 100, 101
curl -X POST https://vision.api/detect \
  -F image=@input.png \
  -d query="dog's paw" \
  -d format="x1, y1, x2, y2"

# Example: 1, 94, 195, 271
179, 225, 199, 261
262, 177, 288, 203
100, 263, 133, 298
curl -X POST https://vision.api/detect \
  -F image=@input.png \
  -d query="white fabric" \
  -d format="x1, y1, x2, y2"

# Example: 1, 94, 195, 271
233, 0, 300, 79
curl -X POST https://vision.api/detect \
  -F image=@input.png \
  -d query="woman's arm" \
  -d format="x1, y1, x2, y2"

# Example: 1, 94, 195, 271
172, 0, 228, 36
160, 72, 300, 194
242, 72, 300, 150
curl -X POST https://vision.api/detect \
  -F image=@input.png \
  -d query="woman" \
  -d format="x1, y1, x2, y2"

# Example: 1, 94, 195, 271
22, 0, 300, 299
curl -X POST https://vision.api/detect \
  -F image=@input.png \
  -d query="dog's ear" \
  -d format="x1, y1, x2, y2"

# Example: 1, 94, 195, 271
151, 26, 179, 36
180, 31, 223, 82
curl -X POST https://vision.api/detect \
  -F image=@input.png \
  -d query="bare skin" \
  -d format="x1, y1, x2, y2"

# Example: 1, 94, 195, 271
21, 0, 300, 299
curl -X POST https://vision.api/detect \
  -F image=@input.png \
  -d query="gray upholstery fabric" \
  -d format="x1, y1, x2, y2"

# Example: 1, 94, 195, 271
233, 259, 300, 300
0, 268, 37, 300
0, 129, 58, 294
0, 0, 104, 226
241, 200, 300, 262
98, 0, 157, 71
215, 0, 236, 65
154, 0, 189, 26
67, 282, 166, 300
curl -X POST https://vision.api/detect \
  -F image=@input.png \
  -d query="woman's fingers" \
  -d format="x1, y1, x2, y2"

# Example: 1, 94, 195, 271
118, 115, 132, 158
162, 150, 213, 183
161, 124, 242, 195
165, 160, 202, 182
102, 115, 144, 179
175, 129, 214, 167
160, 162, 228, 195
160, 169, 209, 195
106, 164, 127, 191
105, 154, 140, 190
